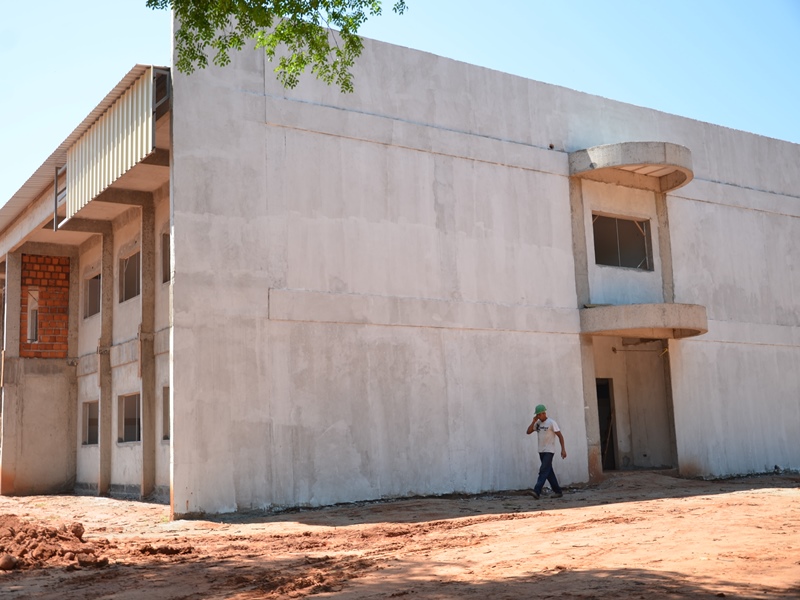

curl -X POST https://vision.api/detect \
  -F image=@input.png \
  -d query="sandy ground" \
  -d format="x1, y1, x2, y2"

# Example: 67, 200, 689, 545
0, 471, 798, 599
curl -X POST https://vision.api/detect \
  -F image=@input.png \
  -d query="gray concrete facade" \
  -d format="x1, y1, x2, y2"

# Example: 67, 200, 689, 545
167, 38, 799, 515
1, 36, 798, 516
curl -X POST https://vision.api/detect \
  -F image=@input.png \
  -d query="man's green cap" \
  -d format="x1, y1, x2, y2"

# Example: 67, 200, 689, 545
535, 404, 547, 415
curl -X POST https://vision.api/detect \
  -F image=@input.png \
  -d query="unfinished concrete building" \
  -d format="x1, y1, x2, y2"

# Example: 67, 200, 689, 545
1, 37, 798, 516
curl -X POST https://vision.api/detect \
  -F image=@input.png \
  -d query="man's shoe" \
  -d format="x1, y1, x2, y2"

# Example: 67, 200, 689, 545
530, 491, 540, 500
552, 492, 563, 499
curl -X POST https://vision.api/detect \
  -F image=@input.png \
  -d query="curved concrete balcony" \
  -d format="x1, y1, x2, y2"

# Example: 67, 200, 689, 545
569, 141, 693, 193
580, 303, 707, 339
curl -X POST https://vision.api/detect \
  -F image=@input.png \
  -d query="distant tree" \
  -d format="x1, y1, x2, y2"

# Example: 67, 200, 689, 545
146, 0, 407, 92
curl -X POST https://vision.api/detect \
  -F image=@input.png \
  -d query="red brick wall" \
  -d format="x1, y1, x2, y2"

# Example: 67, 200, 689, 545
20, 255, 70, 359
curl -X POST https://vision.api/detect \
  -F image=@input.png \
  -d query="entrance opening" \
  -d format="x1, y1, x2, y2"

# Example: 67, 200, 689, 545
596, 378, 616, 471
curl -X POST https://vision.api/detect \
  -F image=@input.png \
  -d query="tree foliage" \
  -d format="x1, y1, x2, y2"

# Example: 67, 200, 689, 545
146, 0, 407, 92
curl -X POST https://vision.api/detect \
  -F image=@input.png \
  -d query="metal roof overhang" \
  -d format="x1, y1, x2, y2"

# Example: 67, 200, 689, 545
0, 65, 170, 256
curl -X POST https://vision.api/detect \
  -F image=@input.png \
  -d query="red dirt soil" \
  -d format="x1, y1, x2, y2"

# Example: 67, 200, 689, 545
0, 471, 798, 599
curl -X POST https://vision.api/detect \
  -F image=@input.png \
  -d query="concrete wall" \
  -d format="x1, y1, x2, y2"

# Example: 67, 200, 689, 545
171, 36, 800, 512
1, 358, 77, 494
171, 39, 587, 514
667, 180, 800, 476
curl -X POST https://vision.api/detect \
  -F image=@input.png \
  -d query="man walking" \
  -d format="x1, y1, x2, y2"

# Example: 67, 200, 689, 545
526, 404, 567, 499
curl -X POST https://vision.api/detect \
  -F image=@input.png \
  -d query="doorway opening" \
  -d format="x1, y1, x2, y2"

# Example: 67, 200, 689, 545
596, 378, 616, 471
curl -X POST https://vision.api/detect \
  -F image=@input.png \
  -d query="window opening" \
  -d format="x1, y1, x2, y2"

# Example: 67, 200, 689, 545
162, 232, 170, 284
84, 274, 101, 318
119, 251, 141, 302
592, 214, 653, 270
118, 393, 141, 443
27, 289, 39, 343
82, 401, 99, 445
596, 379, 616, 471
162, 386, 170, 440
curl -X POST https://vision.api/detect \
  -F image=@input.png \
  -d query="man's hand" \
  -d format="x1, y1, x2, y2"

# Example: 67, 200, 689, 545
561, 449, 567, 459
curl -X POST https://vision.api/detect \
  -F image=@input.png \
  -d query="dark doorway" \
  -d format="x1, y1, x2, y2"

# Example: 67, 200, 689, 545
596, 378, 616, 471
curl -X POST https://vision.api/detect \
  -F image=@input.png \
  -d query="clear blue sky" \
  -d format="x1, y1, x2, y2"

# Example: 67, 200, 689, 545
2, 0, 799, 203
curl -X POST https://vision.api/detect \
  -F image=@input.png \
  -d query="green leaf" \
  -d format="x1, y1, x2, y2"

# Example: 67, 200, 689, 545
146, 0, 408, 93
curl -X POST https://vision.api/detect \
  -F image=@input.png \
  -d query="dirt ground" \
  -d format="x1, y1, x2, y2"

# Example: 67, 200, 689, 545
0, 471, 798, 599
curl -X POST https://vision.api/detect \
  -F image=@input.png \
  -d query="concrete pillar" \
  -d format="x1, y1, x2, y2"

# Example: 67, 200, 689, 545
655, 192, 679, 467
140, 199, 156, 498
65, 249, 80, 488
98, 230, 114, 495
655, 192, 674, 303
3, 252, 21, 360
0, 252, 21, 494
568, 177, 603, 482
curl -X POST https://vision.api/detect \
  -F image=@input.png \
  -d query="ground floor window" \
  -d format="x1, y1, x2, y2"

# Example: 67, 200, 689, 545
162, 386, 170, 441
82, 401, 99, 445
118, 393, 141, 443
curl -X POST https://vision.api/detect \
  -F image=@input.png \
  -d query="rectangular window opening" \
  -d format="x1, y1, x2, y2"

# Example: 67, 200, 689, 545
27, 289, 39, 343
162, 232, 171, 284
117, 393, 141, 443
84, 274, 101, 318
592, 214, 653, 271
119, 251, 141, 303
162, 386, 170, 441
82, 401, 99, 445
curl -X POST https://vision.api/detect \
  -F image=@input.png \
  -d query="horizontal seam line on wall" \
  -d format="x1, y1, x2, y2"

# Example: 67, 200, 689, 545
266, 316, 580, 335
263, 94, 799, 202
264, 120, 563, 177
670, 194, 800, 220
263, 91, 559, 154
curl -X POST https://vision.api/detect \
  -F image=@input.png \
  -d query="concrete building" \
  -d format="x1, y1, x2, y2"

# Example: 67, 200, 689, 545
1, 37, 798, 517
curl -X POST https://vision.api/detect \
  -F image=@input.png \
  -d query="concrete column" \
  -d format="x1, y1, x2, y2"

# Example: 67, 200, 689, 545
3, 252, 21, 360
140, 199, 156, 498
65, 250, 80, 489
569, 178, 591, 307
0, 252, 21, 494
655, 192, 679, 467
655, 192, 674, 303
568, 177, 603, 482
98, 230, 114, 495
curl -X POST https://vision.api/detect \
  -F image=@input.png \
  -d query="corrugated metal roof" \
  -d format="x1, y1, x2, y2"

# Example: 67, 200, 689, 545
0, 64, 165, 238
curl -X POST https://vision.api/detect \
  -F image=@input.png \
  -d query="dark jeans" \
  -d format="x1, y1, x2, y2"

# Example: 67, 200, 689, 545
534, 452, 562, 495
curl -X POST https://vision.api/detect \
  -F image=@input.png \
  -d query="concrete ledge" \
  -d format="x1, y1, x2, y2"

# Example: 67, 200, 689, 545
569, 142, 693, 193
110, 339, 139, 368
269, 289, 580, 334
580, 303, 708, 339
77, 354, 98, 377
154, 327, 170, 356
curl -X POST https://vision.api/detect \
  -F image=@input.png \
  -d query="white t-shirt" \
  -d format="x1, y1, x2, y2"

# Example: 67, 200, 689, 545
534, 417, 561, 453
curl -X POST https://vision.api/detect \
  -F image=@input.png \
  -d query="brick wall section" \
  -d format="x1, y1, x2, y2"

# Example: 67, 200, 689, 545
20, 255, 70, 359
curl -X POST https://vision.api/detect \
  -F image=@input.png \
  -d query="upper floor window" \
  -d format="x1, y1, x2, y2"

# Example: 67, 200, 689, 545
27, 289, 39, 342
84, 274, 101, 318
592, 214, 653, 271
119, 251, 141, 302
162, 232, 170, 284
